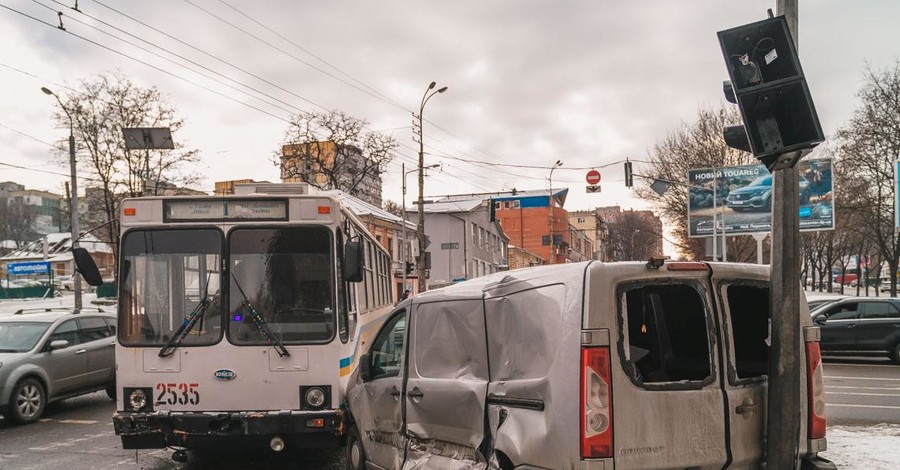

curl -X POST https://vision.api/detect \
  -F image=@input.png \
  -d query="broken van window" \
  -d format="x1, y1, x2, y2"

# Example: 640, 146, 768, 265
624, 284, 711, 383
726, 284, 769, 379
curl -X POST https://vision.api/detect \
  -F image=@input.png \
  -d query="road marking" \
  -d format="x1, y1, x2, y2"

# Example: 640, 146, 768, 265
826, 376, 900, 381
827, 385, 900, 390
827, 403, 900, 410
58, 419, 98, 425
826, 391, 900, 397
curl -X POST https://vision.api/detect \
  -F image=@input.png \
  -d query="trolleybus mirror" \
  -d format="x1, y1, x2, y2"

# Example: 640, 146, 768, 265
358, 353, 371, 381
343, 240, 365, 283
72, 247, 104, 286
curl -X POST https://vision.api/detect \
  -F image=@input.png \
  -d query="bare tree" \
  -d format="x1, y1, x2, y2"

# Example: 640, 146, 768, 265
0, 199, 38, 248
278, 110, 397, 199
606, 211, 661, 261
49, 72, 200, 279
382, 200, 403, 218
637, 105, 760, 260
835, 62, 900, 295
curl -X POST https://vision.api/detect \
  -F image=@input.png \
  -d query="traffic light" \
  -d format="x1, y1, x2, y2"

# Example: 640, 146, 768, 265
624, 160, 633, 188
718, 15, 824, 170
405, 262, 415, 275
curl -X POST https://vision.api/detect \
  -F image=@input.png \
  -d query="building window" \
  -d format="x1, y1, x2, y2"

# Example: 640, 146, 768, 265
511, 200, 521, 209
577, 217, 585, 223
472, 222, 477, 244
494, 201, 501, 210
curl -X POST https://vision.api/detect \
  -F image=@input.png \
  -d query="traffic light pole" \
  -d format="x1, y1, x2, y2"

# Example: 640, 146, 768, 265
768, 1, 803, 469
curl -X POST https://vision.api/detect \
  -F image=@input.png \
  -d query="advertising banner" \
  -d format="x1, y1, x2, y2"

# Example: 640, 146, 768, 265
687, 158, 833, 237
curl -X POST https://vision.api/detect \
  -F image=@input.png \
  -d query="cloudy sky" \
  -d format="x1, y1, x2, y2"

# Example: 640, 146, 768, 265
1, 0, 898, 219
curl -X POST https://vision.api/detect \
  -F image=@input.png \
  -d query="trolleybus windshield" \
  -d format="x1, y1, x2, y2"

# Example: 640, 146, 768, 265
227, 226, 336, 345
119, 229, 223, 347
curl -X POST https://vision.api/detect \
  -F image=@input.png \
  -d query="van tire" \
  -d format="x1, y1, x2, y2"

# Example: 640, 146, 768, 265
493, 450, 514, 470
891, 342, 900, 365
5, 378, 46, 424
345, 424, 367, 470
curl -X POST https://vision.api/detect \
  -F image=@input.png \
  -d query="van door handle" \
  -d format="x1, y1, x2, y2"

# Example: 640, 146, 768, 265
407, 387, 424, 400
390, 386, 401, 399
736, 399, 757, 415
75, 349, 87, 355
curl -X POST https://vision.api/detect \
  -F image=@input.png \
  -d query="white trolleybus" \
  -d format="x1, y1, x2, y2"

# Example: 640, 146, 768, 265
74, 183, 394, 458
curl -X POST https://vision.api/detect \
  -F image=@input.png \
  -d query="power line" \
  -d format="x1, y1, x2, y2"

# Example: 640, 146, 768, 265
0, 160, 101, 182
0, 122, 63, 149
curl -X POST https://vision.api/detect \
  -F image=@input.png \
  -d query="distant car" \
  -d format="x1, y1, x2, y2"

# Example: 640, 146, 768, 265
811, 298, 900, 363
726, 174, 811, 212
0, 308, 116, 424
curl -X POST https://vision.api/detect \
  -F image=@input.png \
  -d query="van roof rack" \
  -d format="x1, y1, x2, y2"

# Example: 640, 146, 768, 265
12, 307, 106, 315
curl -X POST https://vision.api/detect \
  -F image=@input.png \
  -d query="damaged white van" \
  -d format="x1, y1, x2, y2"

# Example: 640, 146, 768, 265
345, 260, 836, 470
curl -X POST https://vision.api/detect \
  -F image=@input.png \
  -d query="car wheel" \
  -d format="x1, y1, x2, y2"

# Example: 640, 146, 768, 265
345, 424, 367, 470
6, 378, 46, 424
891, 342, 900, 365
105, 381, 117, 401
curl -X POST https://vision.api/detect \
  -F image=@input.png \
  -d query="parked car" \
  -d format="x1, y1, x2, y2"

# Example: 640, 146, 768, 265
726, 174, 811, 212
811, 298, 900, 363
806, 292, 849, 311
0, 308, 116, 424
345, 261, 834, 470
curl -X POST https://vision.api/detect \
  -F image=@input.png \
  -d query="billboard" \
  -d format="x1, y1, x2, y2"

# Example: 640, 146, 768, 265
8, 261, 51, 276
687, 158, 833, 237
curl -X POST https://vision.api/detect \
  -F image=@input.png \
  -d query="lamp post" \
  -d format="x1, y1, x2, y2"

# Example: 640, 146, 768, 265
415, 81, 447, 293
547, 160, 563, 264
42, 86, 82, 312
402, 162, 438, 294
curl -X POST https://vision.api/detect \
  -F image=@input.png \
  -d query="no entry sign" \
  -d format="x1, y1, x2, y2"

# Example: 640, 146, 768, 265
586, 170, 601, 185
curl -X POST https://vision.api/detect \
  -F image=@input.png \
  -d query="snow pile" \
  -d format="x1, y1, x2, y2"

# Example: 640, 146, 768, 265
823, 424, 900, 469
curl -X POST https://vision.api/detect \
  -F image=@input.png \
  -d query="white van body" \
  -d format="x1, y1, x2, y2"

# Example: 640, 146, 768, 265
346, 261, 834, 470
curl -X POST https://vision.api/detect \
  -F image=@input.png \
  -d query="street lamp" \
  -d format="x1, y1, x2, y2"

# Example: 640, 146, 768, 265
42, 86, 83, 312
547, 160, 563, 264
415, 81, 447, 293
402, 162, 438, 294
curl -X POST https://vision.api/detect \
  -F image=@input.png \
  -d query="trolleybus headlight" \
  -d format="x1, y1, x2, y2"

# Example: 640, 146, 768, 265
129, 389, 147, 411
305, 387, 326, 408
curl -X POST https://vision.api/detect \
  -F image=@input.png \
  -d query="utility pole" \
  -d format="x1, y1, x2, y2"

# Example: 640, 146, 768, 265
415, 82, 447, 293
768, 1, 802, 468
547, 160, 562, 264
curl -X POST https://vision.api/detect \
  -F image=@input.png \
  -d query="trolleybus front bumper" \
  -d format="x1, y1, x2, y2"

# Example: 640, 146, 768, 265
113, 409, 346, 449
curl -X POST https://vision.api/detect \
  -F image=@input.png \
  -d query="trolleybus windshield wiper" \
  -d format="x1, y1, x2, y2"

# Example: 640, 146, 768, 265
158, 296, 212, 357
159, 272, 215, 357
231, 272, 290, 357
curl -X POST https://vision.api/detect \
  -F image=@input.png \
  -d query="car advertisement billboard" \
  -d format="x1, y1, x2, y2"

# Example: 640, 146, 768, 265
687, 158, 833, 237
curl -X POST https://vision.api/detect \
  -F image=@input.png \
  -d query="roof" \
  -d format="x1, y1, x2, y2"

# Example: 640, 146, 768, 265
415, 198, 483, 214
322, 190, 417, 230
0, 233, 112, 263
0, 307, 111, 323
414, 261, 591, 301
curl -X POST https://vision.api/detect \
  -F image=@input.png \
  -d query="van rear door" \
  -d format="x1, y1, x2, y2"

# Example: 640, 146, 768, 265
599, 265, 728, 469
709, 270, 770, 468
402, 298, 490, 468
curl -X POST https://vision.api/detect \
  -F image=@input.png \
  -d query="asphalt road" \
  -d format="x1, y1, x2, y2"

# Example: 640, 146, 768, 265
824, 357, 900, 426
0, 392, 344, 470
1, 358, 895, 469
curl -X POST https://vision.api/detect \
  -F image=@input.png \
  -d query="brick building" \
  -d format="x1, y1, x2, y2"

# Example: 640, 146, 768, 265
280, 141, 383, 207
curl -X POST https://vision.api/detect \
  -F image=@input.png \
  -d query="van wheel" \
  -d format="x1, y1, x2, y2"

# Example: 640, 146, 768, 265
345, 424, 367, 470
891, 342, 900, 365
6, 378, 46, 424
493, 450, 514, 470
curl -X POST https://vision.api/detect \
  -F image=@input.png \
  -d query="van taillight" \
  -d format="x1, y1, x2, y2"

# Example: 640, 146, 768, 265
581, 346, 613, 459
806, 341, 827, 439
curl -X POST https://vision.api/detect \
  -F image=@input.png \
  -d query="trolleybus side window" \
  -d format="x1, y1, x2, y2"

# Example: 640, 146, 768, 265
119, 229, 223, 347
228, 226, 336, 345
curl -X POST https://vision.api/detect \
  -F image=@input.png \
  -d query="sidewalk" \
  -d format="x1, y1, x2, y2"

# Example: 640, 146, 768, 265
823, 424, 900, 469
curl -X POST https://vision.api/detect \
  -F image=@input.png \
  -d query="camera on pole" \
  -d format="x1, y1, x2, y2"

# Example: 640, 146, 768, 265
717, 15, 823, 170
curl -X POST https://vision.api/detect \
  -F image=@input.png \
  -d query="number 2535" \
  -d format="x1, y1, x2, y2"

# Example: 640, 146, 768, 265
155, 383, 200, 405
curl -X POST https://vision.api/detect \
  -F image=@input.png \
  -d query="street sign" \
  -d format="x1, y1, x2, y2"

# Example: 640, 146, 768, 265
586, 185, 601, 193
8, 261, 51, 276
586, 169, 601, 185
440, 242, 460, 250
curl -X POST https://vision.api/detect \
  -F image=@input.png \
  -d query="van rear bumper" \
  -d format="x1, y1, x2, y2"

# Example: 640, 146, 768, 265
801, 455, 838, 470
113, 409, 345, 449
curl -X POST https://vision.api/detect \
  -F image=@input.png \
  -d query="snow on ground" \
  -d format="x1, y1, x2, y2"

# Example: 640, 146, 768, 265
823, 424, 900, 469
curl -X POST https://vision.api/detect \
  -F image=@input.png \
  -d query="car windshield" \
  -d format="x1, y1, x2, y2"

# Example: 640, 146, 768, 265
748, 175, 771, 187
0, 322, 51, 352
228, 226, 336, 345
119, 229, 223, 346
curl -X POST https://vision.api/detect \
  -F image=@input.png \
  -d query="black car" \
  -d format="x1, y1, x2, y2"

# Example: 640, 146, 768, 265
811, 298, 900, 363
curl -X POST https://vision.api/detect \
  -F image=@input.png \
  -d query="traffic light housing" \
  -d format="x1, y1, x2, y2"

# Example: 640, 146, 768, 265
624, 160, 633, 188
405, 262, 415, 275
718, 15, 823, 170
